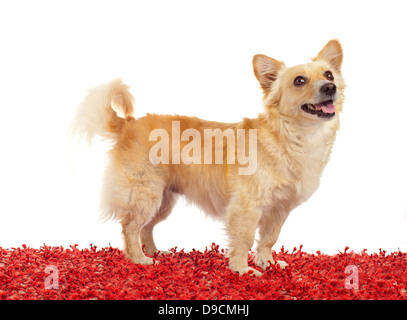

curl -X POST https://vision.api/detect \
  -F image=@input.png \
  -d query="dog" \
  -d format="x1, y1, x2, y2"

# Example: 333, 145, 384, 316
71, 39, 345, 276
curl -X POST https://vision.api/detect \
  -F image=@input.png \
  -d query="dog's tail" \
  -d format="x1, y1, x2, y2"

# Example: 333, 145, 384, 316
70, 78, 135, 144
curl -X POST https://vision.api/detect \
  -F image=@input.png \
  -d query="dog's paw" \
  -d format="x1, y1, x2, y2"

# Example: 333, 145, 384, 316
276, 260, 289, 269
145, 247, 174, 256
254, 253, 274, 270
233, 266, 263, 277
131, 256, 155, 265
254, 252, 289, 270
156, 250, 174, 256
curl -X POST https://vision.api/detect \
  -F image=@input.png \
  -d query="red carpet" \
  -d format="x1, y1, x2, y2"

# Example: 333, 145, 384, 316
0, 243, 406, 300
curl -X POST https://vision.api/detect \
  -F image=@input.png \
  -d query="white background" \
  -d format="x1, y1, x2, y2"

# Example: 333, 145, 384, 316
0, 0, 406, 255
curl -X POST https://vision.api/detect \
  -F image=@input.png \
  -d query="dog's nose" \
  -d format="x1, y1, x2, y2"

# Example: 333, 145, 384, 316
320, 83, 336, 96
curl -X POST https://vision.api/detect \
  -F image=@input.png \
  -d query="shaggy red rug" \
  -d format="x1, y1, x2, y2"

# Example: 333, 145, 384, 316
0, 243, 406, 300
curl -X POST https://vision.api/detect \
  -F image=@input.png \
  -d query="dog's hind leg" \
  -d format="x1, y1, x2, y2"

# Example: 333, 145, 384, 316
121, 213, 155, 265
119, 172, 165, 265
140, 189, 179, 256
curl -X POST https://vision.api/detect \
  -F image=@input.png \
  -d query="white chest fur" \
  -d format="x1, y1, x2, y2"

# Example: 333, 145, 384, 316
256, 118, 338, 214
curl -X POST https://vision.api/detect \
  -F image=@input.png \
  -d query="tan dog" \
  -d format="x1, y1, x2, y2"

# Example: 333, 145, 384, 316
71, 39, 345, 276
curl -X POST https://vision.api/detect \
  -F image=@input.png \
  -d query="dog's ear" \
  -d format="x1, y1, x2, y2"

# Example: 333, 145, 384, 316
314, 39, 343, 72
253, 54, 285, 93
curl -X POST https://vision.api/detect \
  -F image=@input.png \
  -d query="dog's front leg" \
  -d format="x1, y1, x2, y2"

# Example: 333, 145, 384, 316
254, 210, 289, 270
226, 197, 262, 276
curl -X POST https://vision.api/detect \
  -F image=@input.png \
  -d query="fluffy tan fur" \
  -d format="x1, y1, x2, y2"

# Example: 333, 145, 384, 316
71, 40, 345, 276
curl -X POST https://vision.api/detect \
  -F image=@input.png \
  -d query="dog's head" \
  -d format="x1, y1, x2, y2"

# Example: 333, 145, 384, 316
253, 40, 345, 122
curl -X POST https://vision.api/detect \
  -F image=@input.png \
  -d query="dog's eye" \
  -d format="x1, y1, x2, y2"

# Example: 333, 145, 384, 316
324, 71, 334, 80
294, 76, 306, 86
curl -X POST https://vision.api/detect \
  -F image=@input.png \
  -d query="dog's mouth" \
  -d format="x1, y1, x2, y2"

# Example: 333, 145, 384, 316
301, 100, 335, 119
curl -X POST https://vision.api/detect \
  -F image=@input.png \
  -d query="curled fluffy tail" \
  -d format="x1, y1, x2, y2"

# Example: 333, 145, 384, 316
70, 78, 135, 143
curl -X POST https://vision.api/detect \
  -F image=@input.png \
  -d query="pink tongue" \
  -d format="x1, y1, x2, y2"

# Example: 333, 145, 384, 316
316, 102, 335, 114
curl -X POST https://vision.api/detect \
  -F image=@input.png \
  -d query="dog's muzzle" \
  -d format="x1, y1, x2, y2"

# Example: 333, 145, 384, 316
301, 83, 337, 119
